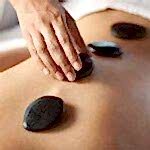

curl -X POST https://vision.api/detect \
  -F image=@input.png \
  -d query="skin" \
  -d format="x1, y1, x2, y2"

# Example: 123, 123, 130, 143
0, 10, 87, 72
0, 10, 150, 150
0, 47, 30, 72
9, 0, 88, 81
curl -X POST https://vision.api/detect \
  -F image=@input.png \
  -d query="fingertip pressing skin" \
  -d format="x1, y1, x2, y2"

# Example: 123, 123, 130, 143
13, 0, 85, 82
55, 71, 64, 80
66, 71, 76, 82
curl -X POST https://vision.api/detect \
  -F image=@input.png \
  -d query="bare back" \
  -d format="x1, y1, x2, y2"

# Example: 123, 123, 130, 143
0, 10, 150, 150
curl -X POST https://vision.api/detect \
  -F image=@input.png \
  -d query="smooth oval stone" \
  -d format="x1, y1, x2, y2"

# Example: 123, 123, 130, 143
88, 41, 122, 57
75, 53, 94, 80
111, 22, 147, 39
23, 96, 64, 132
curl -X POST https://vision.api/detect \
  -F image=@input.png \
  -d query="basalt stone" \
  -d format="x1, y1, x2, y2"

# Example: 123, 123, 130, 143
75, 53, 94, 80
111, 22, 147, 39
23, 96, 64, 132
88, 41, 122, 57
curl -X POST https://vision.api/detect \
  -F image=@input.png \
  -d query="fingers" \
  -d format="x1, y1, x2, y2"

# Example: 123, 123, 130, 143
40, 23, 76, 81
52, 14, 82, 71
24, 32, 49, 75
30, 28, 64, 80
65, 9, 89, 54
17, 2, 83, 82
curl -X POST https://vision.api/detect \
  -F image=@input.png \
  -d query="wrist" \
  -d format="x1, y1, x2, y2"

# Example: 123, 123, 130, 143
9, 0, 28, 11
10, 0, 39, 13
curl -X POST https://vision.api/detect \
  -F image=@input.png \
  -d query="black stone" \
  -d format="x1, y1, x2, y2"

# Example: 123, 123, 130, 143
111, 22, 147, 39
59, 0, 65, 2
23, 96, 64, 132
75, 53, 94, 80
88, 41, 122, 57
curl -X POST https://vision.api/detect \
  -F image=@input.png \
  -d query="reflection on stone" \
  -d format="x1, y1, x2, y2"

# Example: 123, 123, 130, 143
88, 41, 123, 57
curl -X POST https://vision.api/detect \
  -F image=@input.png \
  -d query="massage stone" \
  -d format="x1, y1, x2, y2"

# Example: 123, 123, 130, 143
23, 96, 64, 132
75, 53, 94, 80
88, 41, 122, 57
111, 22, 146, 39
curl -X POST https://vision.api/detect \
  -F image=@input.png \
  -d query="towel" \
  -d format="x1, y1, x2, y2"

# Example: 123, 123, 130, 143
0, 0, 149, 30
0, 0, 149, 51
62, 0, 150, 20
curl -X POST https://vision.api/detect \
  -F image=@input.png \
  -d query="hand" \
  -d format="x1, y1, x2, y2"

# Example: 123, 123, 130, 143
64, 9, 90, 55
15, 0, 88, 81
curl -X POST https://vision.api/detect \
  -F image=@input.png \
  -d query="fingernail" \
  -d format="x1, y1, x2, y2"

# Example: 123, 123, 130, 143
73, 61, 82, 71
43, 68, 49, 75
55, 71, 64, 81
66, 72, 76, 81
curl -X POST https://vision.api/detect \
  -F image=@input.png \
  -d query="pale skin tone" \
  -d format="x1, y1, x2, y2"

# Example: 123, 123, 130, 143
9, 0, 88, 81
0, 10, 150, 150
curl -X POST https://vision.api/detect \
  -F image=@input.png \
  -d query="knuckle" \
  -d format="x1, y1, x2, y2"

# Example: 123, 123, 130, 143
40, 19, 49, 27
50, 44, 60, 52
56, 16, 63, 25
54, 11, 60, 18
37, 47, 46, 55
51, 47, 57, 53
60, 35, 69, 44
70, 55, 78, 63
61, 62, 71, 71
51, 10, 61, 20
